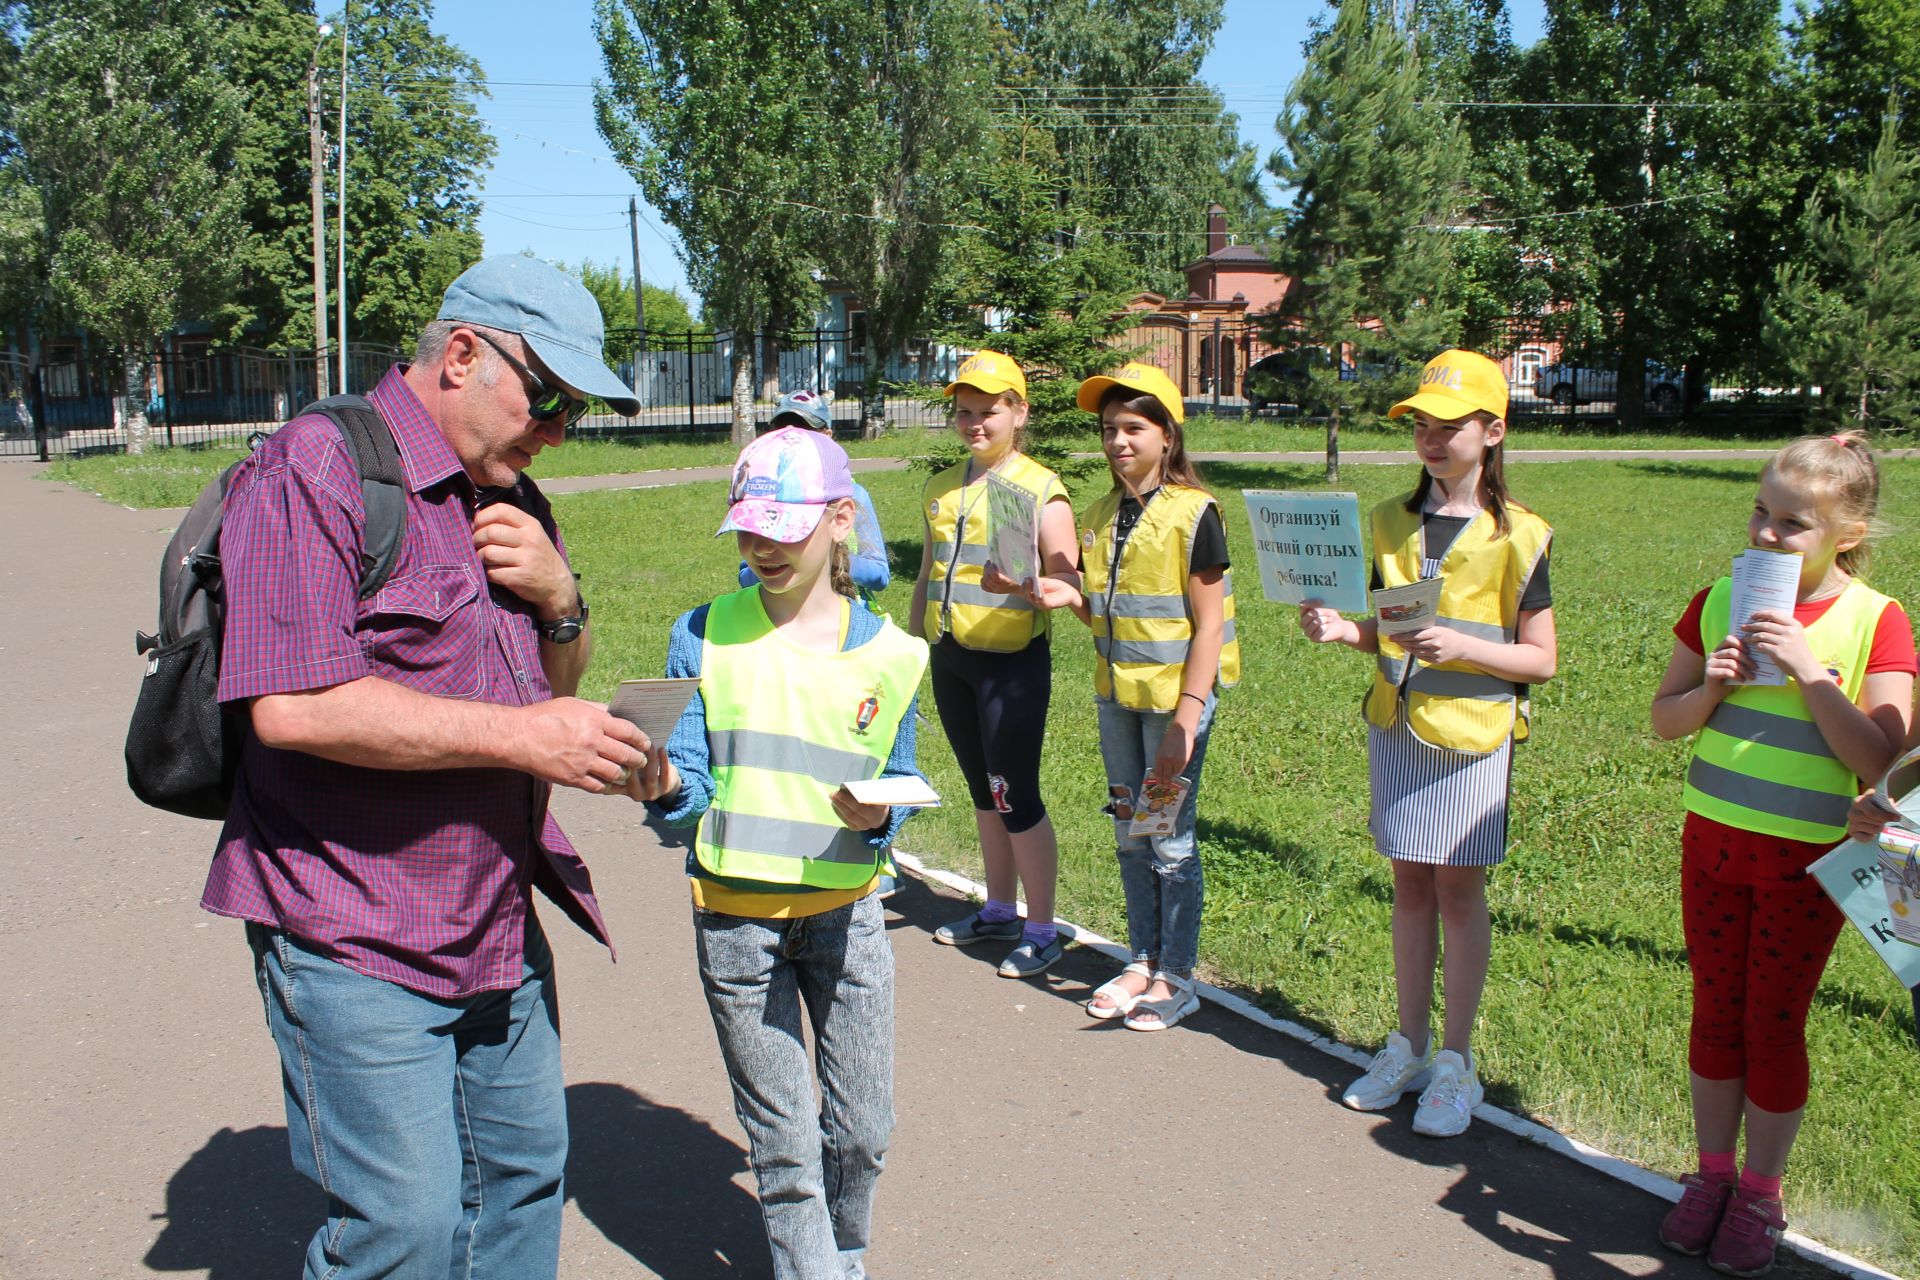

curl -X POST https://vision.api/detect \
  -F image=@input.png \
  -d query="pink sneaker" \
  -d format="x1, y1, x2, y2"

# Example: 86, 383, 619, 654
1659, 1172, 1734, 1256
1708, 1189, 1787, 1277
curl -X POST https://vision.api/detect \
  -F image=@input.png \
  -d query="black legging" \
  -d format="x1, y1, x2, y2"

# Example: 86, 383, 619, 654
928, 635, 1051, 834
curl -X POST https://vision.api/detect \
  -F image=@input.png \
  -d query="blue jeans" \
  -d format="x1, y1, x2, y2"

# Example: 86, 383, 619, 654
693, 893, 893, 1280
247, 918, 567, 1280
1096, 694, 1216, 977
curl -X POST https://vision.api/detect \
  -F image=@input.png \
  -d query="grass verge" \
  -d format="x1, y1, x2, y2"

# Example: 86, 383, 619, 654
563, 457, 1919, 1275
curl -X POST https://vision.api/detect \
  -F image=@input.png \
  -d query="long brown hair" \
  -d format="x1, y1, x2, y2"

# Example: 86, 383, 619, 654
1098, 387, 1209, 494
1402, 412, 1513, 537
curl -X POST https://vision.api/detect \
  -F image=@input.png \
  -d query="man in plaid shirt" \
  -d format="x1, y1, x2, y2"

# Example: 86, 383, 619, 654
202, 257, 658, 1279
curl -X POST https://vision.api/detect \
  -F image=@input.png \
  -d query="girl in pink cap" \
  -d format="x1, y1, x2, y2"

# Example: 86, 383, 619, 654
618, 425, 929, 1278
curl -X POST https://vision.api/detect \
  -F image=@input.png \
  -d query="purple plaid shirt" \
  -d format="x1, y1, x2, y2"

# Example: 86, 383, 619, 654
201, 366, 609, 997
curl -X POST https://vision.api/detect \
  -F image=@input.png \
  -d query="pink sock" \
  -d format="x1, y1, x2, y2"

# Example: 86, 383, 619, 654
1699, 1150, 1737, 1181
1738, 1168, 1783, 1201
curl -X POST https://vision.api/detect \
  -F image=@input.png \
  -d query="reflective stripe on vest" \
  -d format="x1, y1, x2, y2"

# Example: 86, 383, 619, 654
1682, 575, 1890, 842
1362, 496, 1553, 754
922, 454, 1061, 652
1081, 485, 1242, 711
695, 589, 930, 889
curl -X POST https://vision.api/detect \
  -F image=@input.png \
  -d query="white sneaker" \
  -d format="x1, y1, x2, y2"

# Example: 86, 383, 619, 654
1412, 1049, 1483, 1137
1341, 1032, 1432, 1111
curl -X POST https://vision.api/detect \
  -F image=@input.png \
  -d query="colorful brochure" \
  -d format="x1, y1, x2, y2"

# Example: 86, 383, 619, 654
1728, 548, 1802, 686
1808, 743, 1920, 984
1372, 577, 1444, 636
985, 471, 1039, 585
1241, 490, 1367, 613
1128, 773, 1192, 837
606, 677, 701, 746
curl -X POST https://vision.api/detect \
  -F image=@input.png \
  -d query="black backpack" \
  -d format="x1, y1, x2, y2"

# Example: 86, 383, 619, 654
125, 396, 408, 819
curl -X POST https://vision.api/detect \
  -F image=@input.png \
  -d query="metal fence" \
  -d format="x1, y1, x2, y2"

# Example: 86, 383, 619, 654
0, 327, 965, 459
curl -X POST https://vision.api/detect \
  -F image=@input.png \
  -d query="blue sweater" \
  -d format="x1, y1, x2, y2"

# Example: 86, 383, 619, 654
648, 595, 922, 871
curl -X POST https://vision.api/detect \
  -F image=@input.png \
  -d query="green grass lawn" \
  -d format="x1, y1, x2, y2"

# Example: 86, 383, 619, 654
561, 456, 1920, 1275
41, 414, 1821, 509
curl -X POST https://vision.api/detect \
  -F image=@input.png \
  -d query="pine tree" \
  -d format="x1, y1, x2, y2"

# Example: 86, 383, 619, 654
1268, 0, 1465, 481
1764, 98, 1920, 428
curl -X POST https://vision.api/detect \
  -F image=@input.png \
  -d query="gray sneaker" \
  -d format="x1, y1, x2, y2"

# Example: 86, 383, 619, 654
997, 934, 1065, 978
933, 910, 1023, 947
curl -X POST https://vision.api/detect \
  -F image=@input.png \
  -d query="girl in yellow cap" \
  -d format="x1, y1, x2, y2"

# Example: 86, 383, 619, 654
1026, 362, 1239, 1031
914, 352, 1081, 978
1297, 349, 1557, 1136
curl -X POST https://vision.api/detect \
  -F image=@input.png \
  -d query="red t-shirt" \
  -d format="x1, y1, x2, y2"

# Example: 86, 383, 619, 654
1674, 584, 1917, 881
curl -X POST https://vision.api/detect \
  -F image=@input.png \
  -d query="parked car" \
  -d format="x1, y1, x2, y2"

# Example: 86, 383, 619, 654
1533, 358, 1683, 413
1236, 347, 1344, 418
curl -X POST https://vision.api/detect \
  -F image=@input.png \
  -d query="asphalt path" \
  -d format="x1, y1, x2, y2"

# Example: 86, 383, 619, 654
0, 456, 1853, 1279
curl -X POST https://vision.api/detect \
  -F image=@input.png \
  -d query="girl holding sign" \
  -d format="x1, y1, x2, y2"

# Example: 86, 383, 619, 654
1297, 350, 1556, 1137
913, 352, 1080, 978
1025, 362, 1238, 1031
1650, 431, 1912, 1274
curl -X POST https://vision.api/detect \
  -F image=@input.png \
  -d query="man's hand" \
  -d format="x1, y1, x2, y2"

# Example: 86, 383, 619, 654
473, 504, 576, 619
511, 697, 649, 792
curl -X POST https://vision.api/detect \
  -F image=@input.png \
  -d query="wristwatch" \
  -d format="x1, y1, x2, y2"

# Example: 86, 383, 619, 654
537, 595, 589, 644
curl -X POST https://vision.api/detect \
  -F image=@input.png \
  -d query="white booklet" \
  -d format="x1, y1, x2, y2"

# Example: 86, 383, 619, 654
1372, 577, 1444, 636
1729, 548, 1802, 686
606, 677, 702, 745
843, 775, 943, 808
985, 470, 1040, 584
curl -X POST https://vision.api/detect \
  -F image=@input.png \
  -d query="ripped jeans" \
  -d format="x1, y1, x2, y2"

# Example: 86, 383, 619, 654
1096, 694, 1216, 977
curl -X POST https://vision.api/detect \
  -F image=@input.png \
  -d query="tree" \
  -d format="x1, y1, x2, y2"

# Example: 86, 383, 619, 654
570, 258, 700, 337
1267, 0, 1466, 481
805, 0, 989, 438
12, 0, 249, 452
337, 0, 493, 353
1764, 99, 1920, 428
931, 120, 1139, 468
0, 1, 44, 337
1791, 0, 1920, 172
595, 0, 823, 445
984, 0, 1263, 295
1514, 0, 1795, 424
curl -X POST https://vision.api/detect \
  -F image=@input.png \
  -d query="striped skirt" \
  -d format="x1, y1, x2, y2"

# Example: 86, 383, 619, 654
1366, 711, 1514, 867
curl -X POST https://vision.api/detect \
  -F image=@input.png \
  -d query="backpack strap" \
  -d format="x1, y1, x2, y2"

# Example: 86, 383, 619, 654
302, 395, 407, 600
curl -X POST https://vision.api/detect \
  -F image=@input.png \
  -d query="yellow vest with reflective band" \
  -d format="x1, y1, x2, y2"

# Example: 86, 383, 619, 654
1683, 576, 1893, 843
1363, 497, 1552, 753
694, 589, 930, 889
1082, 484, 1242, 711
922, 453, 1064, 652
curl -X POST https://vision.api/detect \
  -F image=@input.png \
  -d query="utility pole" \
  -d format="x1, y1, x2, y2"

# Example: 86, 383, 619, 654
628, 197, 646, 401
336, 2, 350, 395
307, 24, 333, 400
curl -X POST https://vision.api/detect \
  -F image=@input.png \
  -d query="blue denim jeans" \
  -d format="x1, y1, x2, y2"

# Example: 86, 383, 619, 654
247, 918, 567, 1280
693, 893, 893, 1280
1097, 694, 1216, 977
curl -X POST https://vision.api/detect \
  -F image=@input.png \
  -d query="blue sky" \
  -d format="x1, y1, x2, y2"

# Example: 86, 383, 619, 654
428, 0, 1549, 305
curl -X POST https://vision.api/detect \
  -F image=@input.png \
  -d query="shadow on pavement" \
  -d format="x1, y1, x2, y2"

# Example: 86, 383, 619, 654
145, 1086, 769, 1279
144, 1124, 315, 1276
567, 1080, 769, 1278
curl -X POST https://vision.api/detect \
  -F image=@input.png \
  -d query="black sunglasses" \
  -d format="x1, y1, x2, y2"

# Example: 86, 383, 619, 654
471, 330, 590, 427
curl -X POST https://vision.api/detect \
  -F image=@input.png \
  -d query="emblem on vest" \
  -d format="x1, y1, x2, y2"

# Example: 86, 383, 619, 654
1083, 529, 1095, 548
853, 683, 883, 735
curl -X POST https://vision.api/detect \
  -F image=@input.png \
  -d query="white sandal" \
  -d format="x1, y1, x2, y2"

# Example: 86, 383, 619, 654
1124, 971, 1200, 1032
1085, 961, 1154, 1020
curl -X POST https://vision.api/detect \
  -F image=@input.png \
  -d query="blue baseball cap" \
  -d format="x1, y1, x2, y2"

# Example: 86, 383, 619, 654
437, 256, 641, 416
770, 389, 832, 431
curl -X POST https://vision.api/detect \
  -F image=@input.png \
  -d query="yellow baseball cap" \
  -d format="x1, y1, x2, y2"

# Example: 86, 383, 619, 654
944, 350, 1027, 400
1388, 349, 1508, 422
1075, 362, 1186, 424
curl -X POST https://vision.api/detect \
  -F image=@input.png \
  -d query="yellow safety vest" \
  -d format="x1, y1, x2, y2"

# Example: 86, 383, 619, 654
922, 453, 1065, 652
1082, 484, 1242, 712
1684, 576, 1893, 843
694, 589, 929, 889
1363, 497, 1553, 753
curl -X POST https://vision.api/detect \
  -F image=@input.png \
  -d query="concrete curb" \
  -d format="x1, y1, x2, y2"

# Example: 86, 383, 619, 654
891, 848, 1905, 1280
